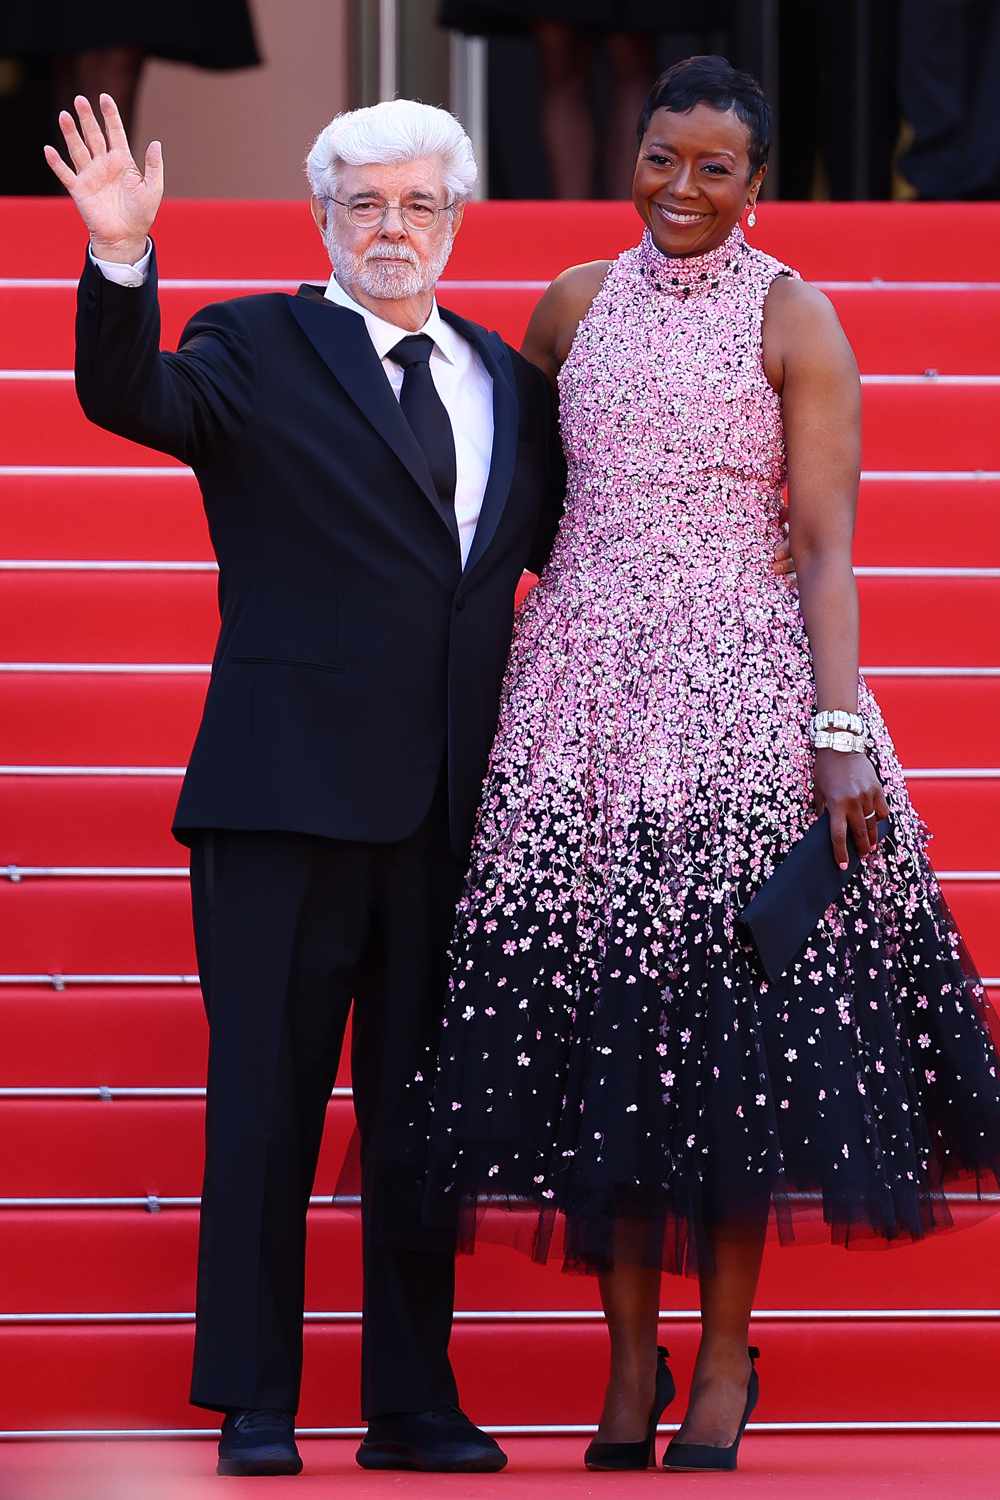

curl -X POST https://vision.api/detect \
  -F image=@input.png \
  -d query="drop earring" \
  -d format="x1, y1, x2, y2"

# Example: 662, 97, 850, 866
747, 204, 757, 228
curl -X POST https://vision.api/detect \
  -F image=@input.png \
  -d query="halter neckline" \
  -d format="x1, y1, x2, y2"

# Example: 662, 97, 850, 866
637, 223, 746, 298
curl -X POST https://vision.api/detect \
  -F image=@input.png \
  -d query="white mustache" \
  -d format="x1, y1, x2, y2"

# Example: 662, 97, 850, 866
364, 246, 419, 266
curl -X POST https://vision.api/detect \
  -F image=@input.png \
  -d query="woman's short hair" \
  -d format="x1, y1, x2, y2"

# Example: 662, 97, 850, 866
637, 55, 771, 178
306, 99, 478, 203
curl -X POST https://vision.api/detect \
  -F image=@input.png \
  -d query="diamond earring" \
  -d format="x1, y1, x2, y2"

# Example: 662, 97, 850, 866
747, 205, 757, 228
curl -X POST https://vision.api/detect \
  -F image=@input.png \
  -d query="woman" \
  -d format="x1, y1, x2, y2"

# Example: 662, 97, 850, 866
416, 55, 1000, 1471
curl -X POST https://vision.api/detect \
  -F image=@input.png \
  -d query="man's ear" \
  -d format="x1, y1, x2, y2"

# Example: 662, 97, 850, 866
309, 195, 328, 238
450, 201, 466, 239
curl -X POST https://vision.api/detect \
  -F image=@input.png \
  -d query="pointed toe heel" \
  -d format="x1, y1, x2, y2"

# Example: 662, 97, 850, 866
662, 1345, 760, 1474
584, 1345, 675, 1471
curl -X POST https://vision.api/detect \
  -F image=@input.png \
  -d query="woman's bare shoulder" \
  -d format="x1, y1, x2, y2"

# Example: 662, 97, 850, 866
764, 274, 841, 333
763, 274, 854, 390
521, 260, 612, 382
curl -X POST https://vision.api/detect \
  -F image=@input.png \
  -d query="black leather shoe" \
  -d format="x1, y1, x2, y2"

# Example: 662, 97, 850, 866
357, 1407, 507, 1472
217, 1409, 303, 1476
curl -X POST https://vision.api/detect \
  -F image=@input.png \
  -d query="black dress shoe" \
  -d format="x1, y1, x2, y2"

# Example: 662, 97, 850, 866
217, 1409, 303, 1476
357, 1406, 507, 1472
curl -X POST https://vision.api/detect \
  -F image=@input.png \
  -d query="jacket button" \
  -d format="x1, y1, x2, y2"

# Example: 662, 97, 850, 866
455, 598, 466, 614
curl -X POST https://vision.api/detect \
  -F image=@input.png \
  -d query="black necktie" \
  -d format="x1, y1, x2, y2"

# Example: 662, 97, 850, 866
389, 334, 458, 537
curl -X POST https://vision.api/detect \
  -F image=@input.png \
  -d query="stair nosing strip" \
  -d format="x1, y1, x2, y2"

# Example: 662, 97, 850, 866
3, 464, 998, 481
1, 1308, 997, 1324
0, 1191, 996, 1209
3, 766, 1000, 781
7, 561, 1000, 578
0, 1419, 999, 1440
6, 866, 999, 881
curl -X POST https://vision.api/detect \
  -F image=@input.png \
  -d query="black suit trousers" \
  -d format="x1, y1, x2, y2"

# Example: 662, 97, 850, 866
187, 783, 462, 1418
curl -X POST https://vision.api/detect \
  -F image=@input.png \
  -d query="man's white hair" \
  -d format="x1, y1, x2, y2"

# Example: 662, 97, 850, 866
306, 99, 478, 202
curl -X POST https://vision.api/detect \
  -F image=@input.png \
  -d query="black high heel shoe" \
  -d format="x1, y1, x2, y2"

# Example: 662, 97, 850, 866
662, 1344, 760, 1473
584, 1345, 675, 1471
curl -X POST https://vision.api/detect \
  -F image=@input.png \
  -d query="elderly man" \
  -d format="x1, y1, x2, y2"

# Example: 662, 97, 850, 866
47, 94, 563, 1476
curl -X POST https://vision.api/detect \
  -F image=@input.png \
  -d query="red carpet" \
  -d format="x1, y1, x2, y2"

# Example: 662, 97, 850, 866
1, 1435, 998, 1499
1, 201, 999, 1460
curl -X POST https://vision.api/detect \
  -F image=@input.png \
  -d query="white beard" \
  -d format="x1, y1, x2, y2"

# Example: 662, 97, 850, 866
326, 225, 455, 302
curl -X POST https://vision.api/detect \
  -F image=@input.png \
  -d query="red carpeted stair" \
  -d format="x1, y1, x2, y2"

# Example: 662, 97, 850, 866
1, 199, 999, 1461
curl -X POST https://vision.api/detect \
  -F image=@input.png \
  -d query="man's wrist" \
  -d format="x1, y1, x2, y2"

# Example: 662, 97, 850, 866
90, 236, 149, 266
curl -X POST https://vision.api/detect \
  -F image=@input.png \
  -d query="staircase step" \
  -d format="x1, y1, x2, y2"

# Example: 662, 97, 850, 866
0, 1097, 354, 1197
4, 1205, 1000, 1314
1, 979, 995, 1092
3, 472, 998, 568
4, 569, 1000, 667
2, 669, 998, 768
0, 776, 183, 866
3, 773, 998, 874
0, 671, 204, 763
0, 875, 996, 1002
0, 986, 207, 1086
0, 984, 352, 1090
0, 879, 199, 973
0, 1317, 996, 1428
0, 471, 211, 560
4, 198, 1000, 281
853, 479, 1000, 568
4, 284, 1000, 374
5, 379, 1000, 470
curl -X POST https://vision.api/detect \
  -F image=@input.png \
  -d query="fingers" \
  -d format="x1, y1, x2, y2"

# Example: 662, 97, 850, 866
58, 107, 93, 172
42, 143, 77, 191
144, 139, 164, 197
829, 807, 850, 871
100, 93, 130, 153
846, 800, 872, 860
862, 797, 879, 847
74, 94, 108, 158
863, 783, 890, 847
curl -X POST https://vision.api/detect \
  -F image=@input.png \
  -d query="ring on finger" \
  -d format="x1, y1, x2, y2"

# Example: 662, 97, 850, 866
864, 811, 877, 820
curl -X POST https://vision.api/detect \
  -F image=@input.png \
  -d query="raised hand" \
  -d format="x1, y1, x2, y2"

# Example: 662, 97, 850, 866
43, 94, 163, 264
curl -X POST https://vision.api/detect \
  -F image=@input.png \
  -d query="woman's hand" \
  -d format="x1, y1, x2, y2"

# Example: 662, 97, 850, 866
815, 749, 890, 869
771, 503, 794, 577
43, 93, 163, 264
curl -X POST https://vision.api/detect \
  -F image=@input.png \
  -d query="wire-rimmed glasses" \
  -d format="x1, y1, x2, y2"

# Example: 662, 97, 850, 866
327, 195, 458, 231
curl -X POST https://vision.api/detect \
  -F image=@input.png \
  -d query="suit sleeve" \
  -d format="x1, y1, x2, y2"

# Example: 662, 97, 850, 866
527, 369, 566, 576
74, 242, 256, 466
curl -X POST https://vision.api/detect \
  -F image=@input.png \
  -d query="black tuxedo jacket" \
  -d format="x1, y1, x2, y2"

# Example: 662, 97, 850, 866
74, 248, 565, 855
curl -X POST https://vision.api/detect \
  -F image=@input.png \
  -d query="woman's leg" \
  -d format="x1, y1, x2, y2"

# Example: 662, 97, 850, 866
604, 33, 657, 198
595, 1220, 661, 1442
53, 47, 146, 133
676, 1218, 767, 1446
534, 23, 594, 199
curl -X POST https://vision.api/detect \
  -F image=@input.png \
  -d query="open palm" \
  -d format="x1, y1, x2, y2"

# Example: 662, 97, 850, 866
44, 94, 163, 257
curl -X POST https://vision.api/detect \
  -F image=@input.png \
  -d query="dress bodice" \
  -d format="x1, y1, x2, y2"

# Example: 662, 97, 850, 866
555, 225, 797, 583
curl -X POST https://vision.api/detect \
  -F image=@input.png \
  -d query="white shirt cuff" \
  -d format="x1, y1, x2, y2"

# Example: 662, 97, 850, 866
89, 239, 153, 287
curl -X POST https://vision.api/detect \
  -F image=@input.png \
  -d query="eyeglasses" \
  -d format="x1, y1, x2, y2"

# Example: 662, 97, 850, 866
327, 195, 457, 231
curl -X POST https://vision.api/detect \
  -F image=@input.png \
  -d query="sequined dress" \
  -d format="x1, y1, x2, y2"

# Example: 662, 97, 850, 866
416, 225, 1000, 1273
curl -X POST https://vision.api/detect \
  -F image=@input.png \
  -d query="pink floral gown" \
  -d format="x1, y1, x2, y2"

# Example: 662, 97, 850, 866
415, 225, 1000, 1272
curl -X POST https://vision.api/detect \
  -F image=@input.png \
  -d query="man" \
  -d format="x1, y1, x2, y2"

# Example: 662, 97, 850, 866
47, 92, 564, 1476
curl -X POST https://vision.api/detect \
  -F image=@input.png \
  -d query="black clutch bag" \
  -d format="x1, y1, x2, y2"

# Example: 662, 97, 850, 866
737, 811, 891, 983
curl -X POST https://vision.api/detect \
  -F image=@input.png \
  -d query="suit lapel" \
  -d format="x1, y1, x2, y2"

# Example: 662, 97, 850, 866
440, 307, 519, 576
288, 287, 456, 545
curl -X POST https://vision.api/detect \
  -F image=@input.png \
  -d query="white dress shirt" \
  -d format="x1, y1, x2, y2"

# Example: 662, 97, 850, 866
91, 243, 495, 569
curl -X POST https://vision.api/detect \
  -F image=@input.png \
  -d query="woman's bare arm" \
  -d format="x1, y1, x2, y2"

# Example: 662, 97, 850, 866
765, 275, 889, 866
